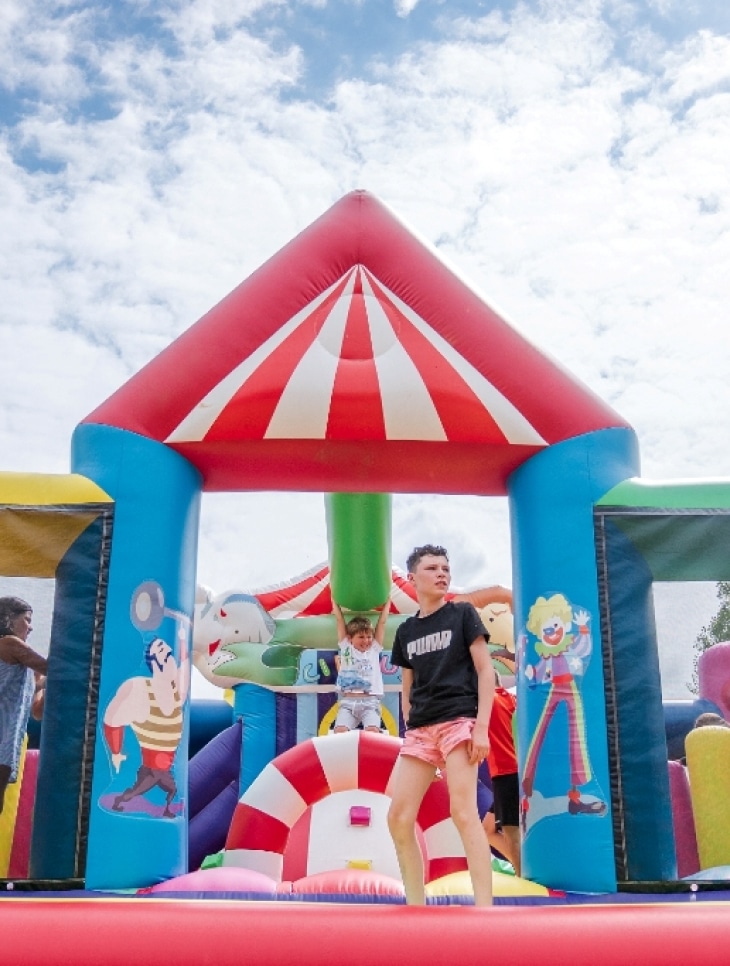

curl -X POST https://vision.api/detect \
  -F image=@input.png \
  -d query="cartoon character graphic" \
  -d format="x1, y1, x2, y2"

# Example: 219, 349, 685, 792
193, 586, 278, 689
102, 582, 191, 818
193, 586, 311, 689
520, 593, 607, 831
477, 588, 516, 688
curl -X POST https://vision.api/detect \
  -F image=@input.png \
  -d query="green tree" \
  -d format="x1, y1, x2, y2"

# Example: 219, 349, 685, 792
689, 581, 730, 694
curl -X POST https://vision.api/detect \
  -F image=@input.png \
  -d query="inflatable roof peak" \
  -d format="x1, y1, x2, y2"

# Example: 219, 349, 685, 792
82, 190, 630, 495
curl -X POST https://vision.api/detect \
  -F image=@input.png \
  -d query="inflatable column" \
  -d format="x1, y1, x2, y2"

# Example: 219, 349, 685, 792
509, 427, 639, 893
71, 424, 201, 890
326, 493, 392, 611
236, 493, 393, 795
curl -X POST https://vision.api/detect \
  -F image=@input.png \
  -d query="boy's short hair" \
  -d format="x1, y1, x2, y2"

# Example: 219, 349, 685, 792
694, 712, 730, 729
406, 544, 449, 574
346, 616, 374, 636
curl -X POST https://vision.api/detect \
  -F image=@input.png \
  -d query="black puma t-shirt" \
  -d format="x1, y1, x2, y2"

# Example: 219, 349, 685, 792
391, 601, 489, 729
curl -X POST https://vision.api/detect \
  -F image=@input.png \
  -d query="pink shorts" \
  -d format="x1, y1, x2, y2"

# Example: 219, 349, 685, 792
400, 717, 475, 770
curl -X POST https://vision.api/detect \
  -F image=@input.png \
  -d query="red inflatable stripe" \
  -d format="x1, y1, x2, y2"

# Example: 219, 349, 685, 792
226, 803, 290, 854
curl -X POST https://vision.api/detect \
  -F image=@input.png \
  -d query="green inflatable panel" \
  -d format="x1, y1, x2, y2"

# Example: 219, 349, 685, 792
325, 492, 392, 612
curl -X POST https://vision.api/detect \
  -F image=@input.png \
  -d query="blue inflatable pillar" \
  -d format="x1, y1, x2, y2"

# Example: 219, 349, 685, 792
71, 424, 201, 890
509, 427, 639, 893
235, 683, 277, 794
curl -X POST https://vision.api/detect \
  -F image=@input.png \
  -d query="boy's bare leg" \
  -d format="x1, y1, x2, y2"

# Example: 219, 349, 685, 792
445, 743, 494, 907
388, 755, 437, 905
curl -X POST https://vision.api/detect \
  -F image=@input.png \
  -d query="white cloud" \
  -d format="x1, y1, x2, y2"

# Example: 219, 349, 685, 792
394, 0, 422, 18
1, 0, 729, 705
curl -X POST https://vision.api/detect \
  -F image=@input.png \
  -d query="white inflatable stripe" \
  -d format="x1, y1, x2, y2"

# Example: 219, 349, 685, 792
222, 848, 283, 881
265, 273, 356, 439
240, 762, 307, 827
390, 583, 419, 615
422, 817, 466, 860
361, 273, 447, 441
312, 731, 360, 793
372, 273, 547, 446
265, 571, 331, 618
165, 277, 347, 443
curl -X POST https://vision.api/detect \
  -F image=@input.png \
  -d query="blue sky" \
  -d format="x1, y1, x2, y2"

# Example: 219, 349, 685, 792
1, 0, 729, 696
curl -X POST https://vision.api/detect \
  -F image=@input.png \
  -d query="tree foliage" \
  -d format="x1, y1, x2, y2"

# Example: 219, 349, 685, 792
689, 582, 730, 694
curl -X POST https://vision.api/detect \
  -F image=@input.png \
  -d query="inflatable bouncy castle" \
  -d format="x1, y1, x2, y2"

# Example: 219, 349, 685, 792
4, 191, 730, 963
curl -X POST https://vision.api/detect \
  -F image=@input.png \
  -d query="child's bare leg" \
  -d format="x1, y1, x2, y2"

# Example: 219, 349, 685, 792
482, 812, 502, 854
501, 825, 521, 877
483, 813, 520, 874
445, 744, 494, 907
387, 755, 436, 905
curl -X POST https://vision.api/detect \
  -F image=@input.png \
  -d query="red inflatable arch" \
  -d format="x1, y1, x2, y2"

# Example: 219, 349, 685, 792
223, 731, 466, 883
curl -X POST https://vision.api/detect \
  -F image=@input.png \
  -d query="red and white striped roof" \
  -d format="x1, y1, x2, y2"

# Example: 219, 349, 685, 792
165, 266, 545, 448
83, 191, 629, 494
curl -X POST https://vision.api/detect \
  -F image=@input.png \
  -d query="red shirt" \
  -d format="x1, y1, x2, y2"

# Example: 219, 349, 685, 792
487, 687, 517, 776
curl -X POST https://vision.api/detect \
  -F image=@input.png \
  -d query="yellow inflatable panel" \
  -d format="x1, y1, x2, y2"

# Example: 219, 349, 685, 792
0, 471, 112, 506
426, 869, 549, 898
686, 726, 730, 870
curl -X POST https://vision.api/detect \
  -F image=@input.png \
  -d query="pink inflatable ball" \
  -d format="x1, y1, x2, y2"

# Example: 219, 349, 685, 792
698, 643, 730, 719
138, 866, 278, 894
289, 868, 405, 898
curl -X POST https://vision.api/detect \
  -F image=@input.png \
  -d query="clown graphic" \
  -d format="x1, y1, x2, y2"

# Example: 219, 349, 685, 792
520, 593, 607, 831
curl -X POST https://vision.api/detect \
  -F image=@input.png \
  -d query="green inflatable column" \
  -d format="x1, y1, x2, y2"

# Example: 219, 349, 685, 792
325, 493, 392, 611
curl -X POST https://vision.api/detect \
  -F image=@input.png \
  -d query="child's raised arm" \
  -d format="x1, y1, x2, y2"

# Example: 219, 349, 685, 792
374, 597, 391, 646
332, 599, 347, 643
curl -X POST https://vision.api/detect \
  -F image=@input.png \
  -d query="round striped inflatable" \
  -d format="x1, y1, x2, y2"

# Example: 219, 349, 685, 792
223, 730, 467, 883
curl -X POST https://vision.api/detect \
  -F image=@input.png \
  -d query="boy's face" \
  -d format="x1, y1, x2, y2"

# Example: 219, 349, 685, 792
409, 554, 451, 600
350, 630, 374, 652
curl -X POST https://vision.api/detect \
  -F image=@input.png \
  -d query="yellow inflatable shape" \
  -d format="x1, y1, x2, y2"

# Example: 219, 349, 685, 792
686, 726, 730, 869
0, 736, 27, 876
426, 869, 549, 898
0, 471, 112, 506
318, 702, 398, 737
0, 472, 113, 577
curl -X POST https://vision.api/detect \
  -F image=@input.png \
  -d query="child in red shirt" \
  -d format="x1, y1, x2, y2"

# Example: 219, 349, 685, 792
483, 680, 521, 875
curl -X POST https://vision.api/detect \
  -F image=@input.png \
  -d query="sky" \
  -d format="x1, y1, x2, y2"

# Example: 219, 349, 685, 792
1, 0, 729, 698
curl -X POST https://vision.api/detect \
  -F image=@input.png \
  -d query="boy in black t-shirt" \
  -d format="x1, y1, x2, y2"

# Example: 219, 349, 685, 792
387, 545, 496, 906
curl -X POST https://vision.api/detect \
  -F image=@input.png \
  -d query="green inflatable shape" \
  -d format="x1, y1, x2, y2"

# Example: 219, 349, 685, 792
217, 616, 408, 688
270, 615, 406, 649
219, 642, 304, 688
325, 492, 392, 611
597, 478, 730, 508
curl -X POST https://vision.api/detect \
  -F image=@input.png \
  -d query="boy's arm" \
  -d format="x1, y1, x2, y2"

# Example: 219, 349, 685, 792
469, 637, 496, 765
400, 667, 413, 725
373, 597, 391, 646
332, 600, 347, 643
